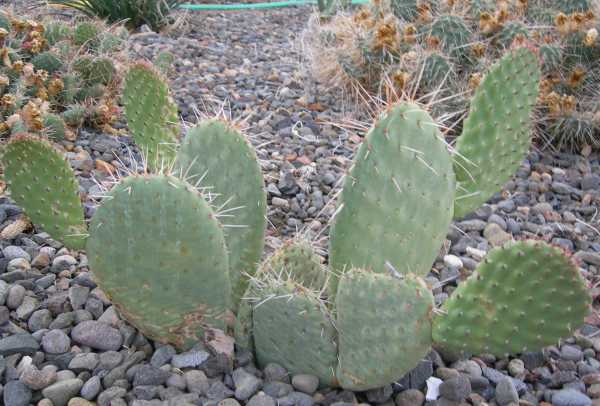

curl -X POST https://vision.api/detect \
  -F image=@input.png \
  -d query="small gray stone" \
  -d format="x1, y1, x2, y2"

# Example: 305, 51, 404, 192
42, 329, 71, 354
99, 350, 123, 369
7, 258, 30, 273
71, 321, 122, 351
263, 363, 289, 383
218, 399, 242, 406
561, 345, 583, 362
395, 389, 425, 406
151, 345, 175, 367
292, 374, 319, 394
68, 286, 90, 310
0, 333, 40, 356
246, 393, 276, 406
262, 381, 293, 398
233, 367, 262, 400
51, 255, 77, 273
439, 375, 471, 401
15, 296, 36, 320
4, 380, 32, 406
69, 353, 99, 372
507, 359, 525, 378
133, 385, 160, 400
0, 305, 9, 324
97, 387, 127, 406
97, 306, 119, 326
80, 375, 101, 400
41, 378, 84, 406
167, 373, 187, 390
495, 377, 519, 405
7, 285, 26, 309
133, 364, 171, 386
171, 349, 209, 369
552, 389, 592, 406
185, 370, 209, 394
3, 246, 31, 261
19, 364, 57, 390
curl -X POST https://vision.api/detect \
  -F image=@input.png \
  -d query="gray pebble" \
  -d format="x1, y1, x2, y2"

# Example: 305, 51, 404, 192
171, 349, 209, 369
80, 375, 101, 400
19, 364, 57, 390
233, 367, 262, 400
561, 345, 584, 362
42, 329, 71, 354
0, 333, 40, 356
246, 392, 276, 406
289, 374, 318, 395
552, 389, 592, 406
97, 386, 127, 406
99, 350, 123, 370
151, 345, 175, 368
69, 352, 99, 372
495, 377, 519, 405
7, 285, 26, 309
3, 380, 31, 406
41, 378, 83, 406
185, 370, 209, 394
263, 363, 289, 383
71, 320, 123, 351
133, 364, 171, 386
51, 255, 77, 273
439, 375, 471, 401
69, 286, 90, 310
3, 246, 31, 261
395, 389, 424, 406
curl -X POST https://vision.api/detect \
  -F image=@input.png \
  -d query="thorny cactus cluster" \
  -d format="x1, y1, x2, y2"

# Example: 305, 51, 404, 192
0, 10, 127, 141
304, 0, 600, 150
1, 48, 593, 391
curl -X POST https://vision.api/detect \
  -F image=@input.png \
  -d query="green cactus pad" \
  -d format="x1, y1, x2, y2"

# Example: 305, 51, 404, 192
87, 175, 231, 349
336, 270, 434, 390
31, 52, 63, 74
44, 22, 72, 46
123, 62, 179, 170
390, 0, 417, 21
428, 15, 472, 59
555, 0, 591, 13
329, 103, 455, 284
253, 283, 338, 387
43, 114, 66, 140
261, 241, 326, 291
453, 48, 540, 219
433, 241, 591, 358
176, 120, 266, 308
1, 134, 86, 249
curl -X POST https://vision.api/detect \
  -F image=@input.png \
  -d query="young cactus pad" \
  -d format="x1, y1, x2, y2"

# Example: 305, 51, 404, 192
1, 134, 86, 249
252, 283, 338, 387
329, 103, 455, 282
176, 120, 267, 308
432, 241, 591, 358
453, 47, 541, 219
123, 62, 179, 170
336, 270, 434, 391
86, 175, 232, 349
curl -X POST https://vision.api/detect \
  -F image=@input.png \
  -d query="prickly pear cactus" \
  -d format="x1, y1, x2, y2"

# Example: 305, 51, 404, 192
87, 175, 232, 349
539, 45, 562, 73
336, 270, 434, 390
1, 134, 86, 249
123, 62, 179, 170
176, 120, 266, 307
453, 48, 541, 219
329, 103, 455, 285
390, 0, 417, 21
252, 282, 338, 387
433, 241, 591, 357
497, 22, 529, 48
73, 22, 99, 49
62, 105, 86, 127
234, 241, 324, 353
421, 52, 453, 90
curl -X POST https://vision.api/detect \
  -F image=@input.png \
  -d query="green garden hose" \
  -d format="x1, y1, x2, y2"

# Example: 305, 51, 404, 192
179, 0, 368, 11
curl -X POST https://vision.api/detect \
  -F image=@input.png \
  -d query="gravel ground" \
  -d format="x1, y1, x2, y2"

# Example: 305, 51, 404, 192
1, 7, 600, 406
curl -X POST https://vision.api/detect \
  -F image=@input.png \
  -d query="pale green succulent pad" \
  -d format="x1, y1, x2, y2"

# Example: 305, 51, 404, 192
1, 134, 87, 249
123, 63, 179, 170
176, 120, 267, 308
336, 270, 434, 390
433, 241, 590, 357
329, 103, 455, 281
86, 175, 231, 349
453, 48, 541, 218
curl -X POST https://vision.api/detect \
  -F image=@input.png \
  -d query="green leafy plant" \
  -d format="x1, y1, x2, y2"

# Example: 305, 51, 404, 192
49, 0, 185, 31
